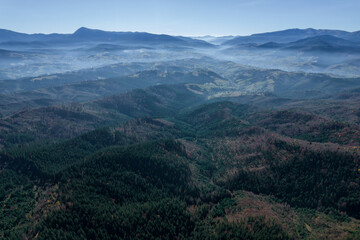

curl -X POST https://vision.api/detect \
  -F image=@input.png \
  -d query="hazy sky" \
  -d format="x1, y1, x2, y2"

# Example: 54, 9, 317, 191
1, 0, 359, 36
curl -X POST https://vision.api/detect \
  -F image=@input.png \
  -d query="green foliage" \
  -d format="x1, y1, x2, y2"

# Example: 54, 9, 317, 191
346, 227, 360, 240
225, 140, 360, 218
323, 207, 350, 222
210, 197, 237, 218
192, 217, 293, 240
26, 139, 195, 239
0, 170, 35, 239
178, 101, 252, 137
2, 128, 117, 176
35, 199, 194, 240
2, 133, 35, 148
1, 99, 359, 239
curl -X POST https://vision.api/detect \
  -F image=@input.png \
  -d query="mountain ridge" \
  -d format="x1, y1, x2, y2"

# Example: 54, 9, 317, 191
223, 28, 360, 45
250, 35, 360, 53
0, 27, 213, 47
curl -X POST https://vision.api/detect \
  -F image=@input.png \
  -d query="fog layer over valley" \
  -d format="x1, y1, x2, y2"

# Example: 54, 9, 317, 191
1, 27, 360, 80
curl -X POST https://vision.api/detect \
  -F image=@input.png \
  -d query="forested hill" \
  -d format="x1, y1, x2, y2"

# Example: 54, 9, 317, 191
1, 96, 359, 239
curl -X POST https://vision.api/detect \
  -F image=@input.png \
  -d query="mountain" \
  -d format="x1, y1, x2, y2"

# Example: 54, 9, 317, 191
246, 35, 360, 53
0, 28, 70, 43
256, 41, 283, 48
284, 35, 360, 52
0, 27, 213, 48
2, 28, 360, 81
0, 29, 35, 42
72, 27, 208, 47
223, 28, 360, 45
3, 27, 359, 47
219, 33, 360, 76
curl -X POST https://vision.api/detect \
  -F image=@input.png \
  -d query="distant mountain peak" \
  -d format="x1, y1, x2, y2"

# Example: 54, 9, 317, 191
73, 27, 105, 36
74, 27, 91, 33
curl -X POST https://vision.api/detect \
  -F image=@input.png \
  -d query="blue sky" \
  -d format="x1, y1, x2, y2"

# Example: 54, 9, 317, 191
1, 0, 359, 36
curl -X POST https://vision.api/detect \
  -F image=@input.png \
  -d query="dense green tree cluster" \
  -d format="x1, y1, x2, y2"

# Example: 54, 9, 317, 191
0, 170, 35, 239
225, 139, 360, 218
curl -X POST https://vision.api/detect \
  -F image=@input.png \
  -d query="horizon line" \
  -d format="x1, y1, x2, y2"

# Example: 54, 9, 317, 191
1, 26, 359, 38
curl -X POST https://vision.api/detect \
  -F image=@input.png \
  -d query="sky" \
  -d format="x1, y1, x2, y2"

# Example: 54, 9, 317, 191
0, 0, 359, 36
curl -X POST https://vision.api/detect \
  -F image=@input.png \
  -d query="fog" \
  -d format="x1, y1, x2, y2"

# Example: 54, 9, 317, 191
1, 38, 360, 80
195, 45, 360, 77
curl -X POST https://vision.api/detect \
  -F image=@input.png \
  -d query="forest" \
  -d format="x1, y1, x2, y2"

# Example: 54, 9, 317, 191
0, 99, 359, 239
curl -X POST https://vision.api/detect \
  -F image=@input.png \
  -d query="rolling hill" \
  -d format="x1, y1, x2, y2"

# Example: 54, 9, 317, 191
1, 99, 359, 239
